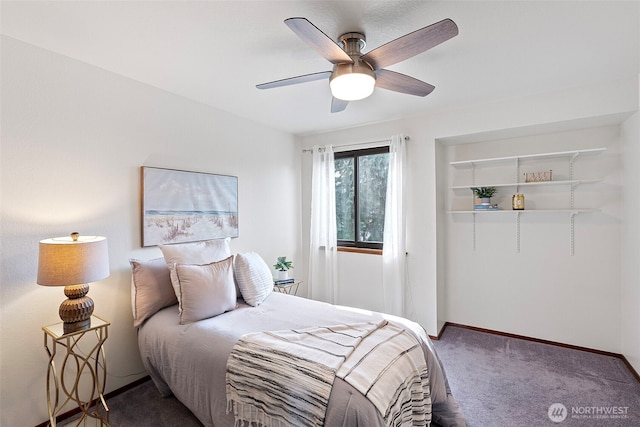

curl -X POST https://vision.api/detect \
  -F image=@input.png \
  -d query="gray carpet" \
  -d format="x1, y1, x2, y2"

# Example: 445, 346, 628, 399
59, 325, 640, 426
58, 378, 203, 427
432, 326, 640, 426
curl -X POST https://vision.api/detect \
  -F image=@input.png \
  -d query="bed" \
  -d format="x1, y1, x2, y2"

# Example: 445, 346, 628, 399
131, 240, 466, 427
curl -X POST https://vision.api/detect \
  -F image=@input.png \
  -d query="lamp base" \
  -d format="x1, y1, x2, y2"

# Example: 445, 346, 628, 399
63, 318, 92, 334
59, 284, 94, 333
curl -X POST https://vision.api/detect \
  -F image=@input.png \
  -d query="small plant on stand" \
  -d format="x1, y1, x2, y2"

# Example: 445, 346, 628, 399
471, 187, 497, 205
273, 256, 293, 280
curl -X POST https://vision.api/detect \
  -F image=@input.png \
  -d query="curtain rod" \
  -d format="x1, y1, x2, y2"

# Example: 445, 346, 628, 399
302, 136, 410, 153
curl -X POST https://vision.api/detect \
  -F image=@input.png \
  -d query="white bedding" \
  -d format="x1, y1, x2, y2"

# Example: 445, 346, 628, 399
138, 292, 466, 426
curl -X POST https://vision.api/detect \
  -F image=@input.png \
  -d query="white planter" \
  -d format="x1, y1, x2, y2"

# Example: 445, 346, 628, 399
277, 270, 289, 280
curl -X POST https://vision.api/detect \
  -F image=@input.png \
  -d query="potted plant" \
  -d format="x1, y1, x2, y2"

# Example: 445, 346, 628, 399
273, 256, 293, 280
471, 187, 497, 205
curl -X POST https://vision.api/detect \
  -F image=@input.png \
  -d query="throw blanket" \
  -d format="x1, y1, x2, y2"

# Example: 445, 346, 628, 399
226, 320, 431, 427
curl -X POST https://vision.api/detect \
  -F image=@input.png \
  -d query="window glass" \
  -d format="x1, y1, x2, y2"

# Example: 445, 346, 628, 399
358, 152, 389, 243
334, 147, 389, 249
335, 157, 355, 241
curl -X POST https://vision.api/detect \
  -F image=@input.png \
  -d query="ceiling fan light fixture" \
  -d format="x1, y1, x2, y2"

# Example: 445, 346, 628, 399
330, 73, 376, 101
259, 18, 458, 111
330, 62, 376, 101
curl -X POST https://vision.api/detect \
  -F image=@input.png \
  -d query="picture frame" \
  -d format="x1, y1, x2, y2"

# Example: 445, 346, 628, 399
141, 166, 238, 247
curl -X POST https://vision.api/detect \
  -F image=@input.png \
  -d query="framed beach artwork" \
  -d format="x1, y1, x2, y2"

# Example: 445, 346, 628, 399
141, 166, 238, 247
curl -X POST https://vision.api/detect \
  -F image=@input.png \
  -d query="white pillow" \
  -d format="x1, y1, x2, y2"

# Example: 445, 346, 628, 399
233, 252, 273, 306
159, 238, 231, 300
174, 256, 236, 324
130, 258, 177, 328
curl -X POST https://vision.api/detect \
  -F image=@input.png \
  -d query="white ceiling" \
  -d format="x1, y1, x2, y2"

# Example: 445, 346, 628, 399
2, 1, 638, 136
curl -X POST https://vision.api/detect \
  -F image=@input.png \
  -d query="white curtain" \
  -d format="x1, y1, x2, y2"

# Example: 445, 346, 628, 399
382, 134, 407, 317
308, 145, 338, 304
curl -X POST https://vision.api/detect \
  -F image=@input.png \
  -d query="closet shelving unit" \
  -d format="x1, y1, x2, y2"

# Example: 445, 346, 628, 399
447, 148, 606, 255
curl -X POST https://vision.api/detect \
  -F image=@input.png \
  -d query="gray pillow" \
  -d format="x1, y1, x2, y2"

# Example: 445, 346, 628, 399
130, 258, 177, 328
159, 238, 231, 303
174, 256, 236, 324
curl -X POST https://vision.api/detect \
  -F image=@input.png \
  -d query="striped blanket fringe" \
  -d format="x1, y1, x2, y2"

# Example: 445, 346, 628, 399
226, 320, 431, 427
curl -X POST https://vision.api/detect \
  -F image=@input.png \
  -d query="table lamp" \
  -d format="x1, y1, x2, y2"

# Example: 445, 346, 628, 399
37, 232, 109, 333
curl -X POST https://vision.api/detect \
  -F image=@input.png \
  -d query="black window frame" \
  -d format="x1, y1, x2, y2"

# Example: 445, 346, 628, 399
335, 146, 390, 250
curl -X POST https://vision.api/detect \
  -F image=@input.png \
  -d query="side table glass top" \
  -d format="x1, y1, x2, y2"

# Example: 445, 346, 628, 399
43, 315, 110, 339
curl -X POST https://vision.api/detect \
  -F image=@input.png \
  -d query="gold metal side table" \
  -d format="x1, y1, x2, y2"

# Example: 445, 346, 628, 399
273, 281, 302, 295
43, 315, 110, 426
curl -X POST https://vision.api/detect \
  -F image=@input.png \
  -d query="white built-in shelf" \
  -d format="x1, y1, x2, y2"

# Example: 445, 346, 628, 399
449, 179, 599, 191
447, 209, 598, 214
447, 147, 606, 255
449, 148, 606, 168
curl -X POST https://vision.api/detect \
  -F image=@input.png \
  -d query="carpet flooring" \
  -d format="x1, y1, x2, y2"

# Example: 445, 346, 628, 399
431, 326, 640, 426
59, 325, 640, 427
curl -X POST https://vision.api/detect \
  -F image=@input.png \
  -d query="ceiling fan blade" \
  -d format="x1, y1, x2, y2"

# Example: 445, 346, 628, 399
285, 17, 353, 65
362, 18, 458, 70
256, 71, 332, 90
375, 69, 435, 97
331, 97, 349, 113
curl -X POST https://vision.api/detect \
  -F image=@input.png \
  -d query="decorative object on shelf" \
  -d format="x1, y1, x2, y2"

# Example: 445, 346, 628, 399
141, 166, 238, 247
512, 194, 525, 210
524, 170, 553, 182
37, 233, 110, 333
471, 186, 498, 205
474, 204, 500, 211
273, 256, 293, 280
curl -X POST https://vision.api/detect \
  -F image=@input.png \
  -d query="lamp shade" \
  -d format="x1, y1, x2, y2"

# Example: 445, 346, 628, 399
37, 235, 109, 286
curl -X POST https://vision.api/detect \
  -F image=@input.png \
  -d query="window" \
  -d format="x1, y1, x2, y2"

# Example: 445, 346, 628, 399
334, 146, 390, 250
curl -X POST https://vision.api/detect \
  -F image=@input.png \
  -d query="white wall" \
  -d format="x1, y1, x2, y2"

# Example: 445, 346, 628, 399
301, 77, 637, 354
622, 109, 640, 370
0, 37, 301, 426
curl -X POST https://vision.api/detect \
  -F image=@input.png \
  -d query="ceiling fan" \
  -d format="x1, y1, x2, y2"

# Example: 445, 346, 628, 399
257, 17, 459, 113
